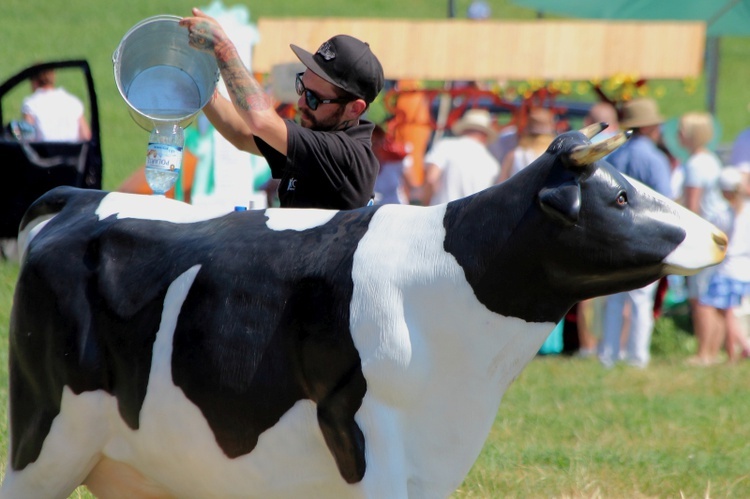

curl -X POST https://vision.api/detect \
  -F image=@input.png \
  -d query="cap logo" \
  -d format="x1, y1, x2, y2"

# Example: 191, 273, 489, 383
317, 41, 336, 61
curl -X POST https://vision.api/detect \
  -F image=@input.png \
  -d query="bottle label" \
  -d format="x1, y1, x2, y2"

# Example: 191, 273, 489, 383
145, 143, 182, 172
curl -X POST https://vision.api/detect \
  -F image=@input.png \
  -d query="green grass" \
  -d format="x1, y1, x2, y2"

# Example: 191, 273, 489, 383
2, 0, 750, 497
456, 356, 750, 498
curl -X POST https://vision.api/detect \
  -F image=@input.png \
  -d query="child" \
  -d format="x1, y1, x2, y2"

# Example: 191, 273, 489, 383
699, 167, 750, 362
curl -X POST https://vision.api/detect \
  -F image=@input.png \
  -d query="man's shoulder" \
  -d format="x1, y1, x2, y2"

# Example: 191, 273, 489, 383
290, 119, 374, 145
609, 137, 668, 173
625, 137, 666, 162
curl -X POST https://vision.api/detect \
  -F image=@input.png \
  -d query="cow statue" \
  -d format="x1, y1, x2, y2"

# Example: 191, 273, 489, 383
2, 123, 726, 498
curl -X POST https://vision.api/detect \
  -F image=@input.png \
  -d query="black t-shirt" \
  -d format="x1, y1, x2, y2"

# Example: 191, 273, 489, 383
255, 119, 379, 210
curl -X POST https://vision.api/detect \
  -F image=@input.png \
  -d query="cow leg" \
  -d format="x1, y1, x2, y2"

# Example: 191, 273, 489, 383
1, 388, 109, 499
315, 366, 367, 484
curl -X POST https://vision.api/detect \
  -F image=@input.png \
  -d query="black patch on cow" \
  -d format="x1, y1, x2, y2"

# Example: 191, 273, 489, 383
10, 187, 375, 484
442, 139, 686, 324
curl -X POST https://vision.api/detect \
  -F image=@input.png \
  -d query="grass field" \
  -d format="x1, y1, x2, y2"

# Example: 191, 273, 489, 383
2, 0, 750, 497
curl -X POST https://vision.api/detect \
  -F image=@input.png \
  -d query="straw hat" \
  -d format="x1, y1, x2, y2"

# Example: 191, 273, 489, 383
619, 98, 665, 129
451, 109, 497, 141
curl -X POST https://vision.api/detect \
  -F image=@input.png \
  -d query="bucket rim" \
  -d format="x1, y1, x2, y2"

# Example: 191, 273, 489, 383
113, 14, 185, 64
120, 14, 183, 42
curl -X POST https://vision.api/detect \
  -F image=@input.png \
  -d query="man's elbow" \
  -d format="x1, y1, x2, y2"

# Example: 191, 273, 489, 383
228, 133, 260, 155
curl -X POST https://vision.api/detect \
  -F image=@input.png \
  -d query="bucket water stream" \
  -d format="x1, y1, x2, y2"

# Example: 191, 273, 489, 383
113, 15, 219, 131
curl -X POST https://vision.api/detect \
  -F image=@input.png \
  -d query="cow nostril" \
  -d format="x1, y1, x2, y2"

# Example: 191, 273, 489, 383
713, 231, 728, 253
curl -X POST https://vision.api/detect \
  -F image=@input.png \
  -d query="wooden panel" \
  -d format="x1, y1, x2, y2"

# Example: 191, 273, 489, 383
253, 18, 705, 81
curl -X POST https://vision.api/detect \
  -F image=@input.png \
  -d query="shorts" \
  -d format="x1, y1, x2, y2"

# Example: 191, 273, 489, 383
699, 273, 750, 310
687, 266, 717, 300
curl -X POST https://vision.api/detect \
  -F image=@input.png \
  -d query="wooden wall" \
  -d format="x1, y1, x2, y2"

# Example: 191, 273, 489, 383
253, 18, 705, 81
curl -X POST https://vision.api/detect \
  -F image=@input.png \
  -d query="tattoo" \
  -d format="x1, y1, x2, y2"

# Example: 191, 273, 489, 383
191, 21, 217, 52
188, 18, 272, 113
219, 58, 271, 111
213, 39, 235, 63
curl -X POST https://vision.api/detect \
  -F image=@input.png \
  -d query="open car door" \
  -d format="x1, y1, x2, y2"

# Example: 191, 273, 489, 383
0, 59, 103, 238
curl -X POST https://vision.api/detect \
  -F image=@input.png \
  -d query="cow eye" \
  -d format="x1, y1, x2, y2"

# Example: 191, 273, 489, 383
616, 191, 628, 206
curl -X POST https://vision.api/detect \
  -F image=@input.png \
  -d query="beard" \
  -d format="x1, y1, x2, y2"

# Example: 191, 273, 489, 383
300, 104, 347, 132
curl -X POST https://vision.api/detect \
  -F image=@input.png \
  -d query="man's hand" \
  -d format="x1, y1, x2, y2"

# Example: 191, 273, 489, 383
181, 7, 287, 155
179, 8, 231, 60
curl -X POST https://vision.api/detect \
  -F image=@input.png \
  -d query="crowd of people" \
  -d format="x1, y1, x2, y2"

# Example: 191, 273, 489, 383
14, 7, 749, 367
375, 94, 750, 368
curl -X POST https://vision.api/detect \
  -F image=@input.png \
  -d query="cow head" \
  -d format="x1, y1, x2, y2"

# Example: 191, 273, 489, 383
444, 122, 727, 323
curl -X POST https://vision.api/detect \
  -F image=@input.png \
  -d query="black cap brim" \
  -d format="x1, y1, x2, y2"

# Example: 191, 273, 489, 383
290, 44, 340, 90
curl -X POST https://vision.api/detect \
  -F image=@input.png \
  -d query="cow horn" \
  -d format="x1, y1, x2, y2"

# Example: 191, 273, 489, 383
579, 121, 607, 139
568, 130, 632, 167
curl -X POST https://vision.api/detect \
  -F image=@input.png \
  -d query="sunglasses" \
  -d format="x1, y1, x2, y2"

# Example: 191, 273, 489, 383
295, 72, 351, 111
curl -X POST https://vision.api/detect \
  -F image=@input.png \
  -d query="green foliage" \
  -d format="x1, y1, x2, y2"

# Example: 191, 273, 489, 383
651, 311, 697, 357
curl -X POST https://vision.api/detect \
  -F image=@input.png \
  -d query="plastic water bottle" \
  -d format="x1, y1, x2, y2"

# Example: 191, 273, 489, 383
145, 123, 184, 195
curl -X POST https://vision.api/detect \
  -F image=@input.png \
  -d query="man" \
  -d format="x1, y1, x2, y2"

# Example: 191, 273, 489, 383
180, 9, 384, 210
598, 98, 673, 369
574, 101, 620, 358
422, 109, 500, 205
584, 101, 620, 142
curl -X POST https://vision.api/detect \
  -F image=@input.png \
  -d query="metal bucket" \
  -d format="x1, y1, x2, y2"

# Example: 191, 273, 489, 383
113, 15, 219, 131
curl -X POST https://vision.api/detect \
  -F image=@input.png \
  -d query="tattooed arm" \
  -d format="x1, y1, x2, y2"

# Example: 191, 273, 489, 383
180, 8, 288, 155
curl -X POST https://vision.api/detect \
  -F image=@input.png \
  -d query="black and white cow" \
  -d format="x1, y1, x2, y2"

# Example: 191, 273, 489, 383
2, 124, 726, 498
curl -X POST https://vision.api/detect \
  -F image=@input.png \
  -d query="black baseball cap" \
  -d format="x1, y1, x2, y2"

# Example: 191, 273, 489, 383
290, 35, 385, 104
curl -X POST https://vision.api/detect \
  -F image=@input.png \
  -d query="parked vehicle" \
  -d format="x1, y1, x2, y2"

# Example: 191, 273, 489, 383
0, 60, 103, 239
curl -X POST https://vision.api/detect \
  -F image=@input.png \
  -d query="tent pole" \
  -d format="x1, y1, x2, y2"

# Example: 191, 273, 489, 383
706, 36, 720, 115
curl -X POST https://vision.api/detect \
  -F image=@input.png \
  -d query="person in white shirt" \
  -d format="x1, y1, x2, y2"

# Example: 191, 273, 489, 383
698, 167, 750, 362
679, 112, 731, 366
21, 68, 91, 142
422, 109, 500, 205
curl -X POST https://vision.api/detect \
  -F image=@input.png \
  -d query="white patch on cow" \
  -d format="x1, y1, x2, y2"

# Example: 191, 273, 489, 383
349, 203, 556, 497
625, 176, 727, 273
264, 207, 338, 231
94, 192, 338, 231
663, 209, 727, 274
96, 192, 231, 223
17, 214, 55, 262
0, 388, 115, 498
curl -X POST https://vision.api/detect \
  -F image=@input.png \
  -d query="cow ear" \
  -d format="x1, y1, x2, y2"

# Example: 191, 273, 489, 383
539, 182, 581, 225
